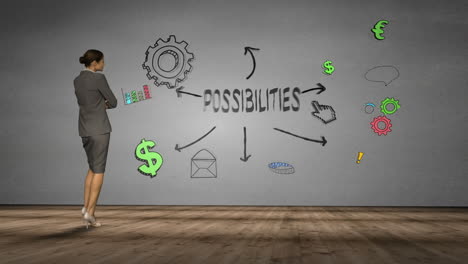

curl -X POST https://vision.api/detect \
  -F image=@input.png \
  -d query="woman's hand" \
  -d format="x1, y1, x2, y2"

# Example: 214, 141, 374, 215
105, 100, 110, 109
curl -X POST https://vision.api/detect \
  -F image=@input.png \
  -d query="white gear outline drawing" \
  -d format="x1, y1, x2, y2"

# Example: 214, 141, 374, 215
142, 35, 194, 89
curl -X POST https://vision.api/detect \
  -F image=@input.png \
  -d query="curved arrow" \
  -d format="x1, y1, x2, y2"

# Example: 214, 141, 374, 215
273, 128, 327, 146
176, 86, 201, 98
240, 126, 252, 162
175, 126, 216, 152
301, 83, 326, 94
244, 47, 260, 80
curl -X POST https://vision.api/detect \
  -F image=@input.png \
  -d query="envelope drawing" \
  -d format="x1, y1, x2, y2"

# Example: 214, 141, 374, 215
191, 149, 217, 178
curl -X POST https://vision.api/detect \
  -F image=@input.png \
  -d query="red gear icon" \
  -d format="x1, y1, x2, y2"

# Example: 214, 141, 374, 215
370, 116, 392, 135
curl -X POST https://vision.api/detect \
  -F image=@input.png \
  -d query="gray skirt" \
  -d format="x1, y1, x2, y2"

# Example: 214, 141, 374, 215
81, 133, 110, 173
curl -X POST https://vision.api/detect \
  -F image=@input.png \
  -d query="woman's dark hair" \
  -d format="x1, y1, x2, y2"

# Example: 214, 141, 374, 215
79, 49, 104, 67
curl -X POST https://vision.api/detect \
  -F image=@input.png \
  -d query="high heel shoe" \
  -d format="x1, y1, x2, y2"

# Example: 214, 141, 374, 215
81, 207, 87, 216
83, 212, 102, 229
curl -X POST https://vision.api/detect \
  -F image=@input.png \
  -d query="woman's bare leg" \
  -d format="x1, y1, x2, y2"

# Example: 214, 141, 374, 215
84, 169, 94, 209
87, 173, 104, 216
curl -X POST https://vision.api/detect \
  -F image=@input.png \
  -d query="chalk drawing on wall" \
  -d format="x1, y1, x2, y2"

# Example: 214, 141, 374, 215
371, 20, 389, 40
191, 149, 217, 178
268, 162, 295, 174
273, 128, 327, 146
370, 116, 392, 136
142, 35, 194, 89
244, 46, 260, 80
301, 83, 326, 95
356, 152, 364, 164
311, 100, 336, 124
240, 126, 252, 162
175, 86, 202, 98
175, 126, 216, 152
135, 138, 163, 178
322, 60, 335, 75
364, 65, 400, 86
122, 85, 152, 105
363, 103, 376, 114
380, 97, 400, 115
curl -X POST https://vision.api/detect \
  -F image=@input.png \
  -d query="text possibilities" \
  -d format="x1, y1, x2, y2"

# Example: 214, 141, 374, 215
203, 87, 301, 113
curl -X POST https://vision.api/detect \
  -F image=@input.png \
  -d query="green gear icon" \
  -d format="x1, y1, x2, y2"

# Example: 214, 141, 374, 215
380, 97, 400, 115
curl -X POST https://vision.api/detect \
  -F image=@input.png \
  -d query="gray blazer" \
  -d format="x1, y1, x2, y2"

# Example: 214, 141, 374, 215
74, 70, 117, 137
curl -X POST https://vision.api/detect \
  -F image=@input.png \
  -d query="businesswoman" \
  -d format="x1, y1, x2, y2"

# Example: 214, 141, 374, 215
74, 49, 117, 228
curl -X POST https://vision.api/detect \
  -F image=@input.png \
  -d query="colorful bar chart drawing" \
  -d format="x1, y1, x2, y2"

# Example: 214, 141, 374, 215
122, 85, 152, 105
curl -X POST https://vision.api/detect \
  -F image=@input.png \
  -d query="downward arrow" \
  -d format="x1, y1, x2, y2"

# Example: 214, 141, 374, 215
240, 126, 252, 162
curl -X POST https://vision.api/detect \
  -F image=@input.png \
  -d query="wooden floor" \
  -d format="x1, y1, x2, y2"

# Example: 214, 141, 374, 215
1, 206, 468, 264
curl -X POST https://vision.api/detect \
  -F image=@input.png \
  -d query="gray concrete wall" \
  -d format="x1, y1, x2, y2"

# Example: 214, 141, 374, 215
1, 0, 467, 205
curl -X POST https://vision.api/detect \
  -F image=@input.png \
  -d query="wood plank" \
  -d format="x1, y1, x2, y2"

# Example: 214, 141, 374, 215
1, 205, 468, 264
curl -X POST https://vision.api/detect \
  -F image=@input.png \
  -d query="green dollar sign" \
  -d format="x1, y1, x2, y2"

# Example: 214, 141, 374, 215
322, 60, 335, 75
135, 139, 163, 178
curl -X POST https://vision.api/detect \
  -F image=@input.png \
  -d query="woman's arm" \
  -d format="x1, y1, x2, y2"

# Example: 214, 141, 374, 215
97, 74, 118, 108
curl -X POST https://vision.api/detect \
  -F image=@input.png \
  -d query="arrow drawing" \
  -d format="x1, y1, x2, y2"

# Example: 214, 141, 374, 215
175, 126, 216, 152
240, 126, 252, 162
301, 83, 326, 94
176, 86, 202, 98
273, 128, 327, 146
244, 46, 260, 80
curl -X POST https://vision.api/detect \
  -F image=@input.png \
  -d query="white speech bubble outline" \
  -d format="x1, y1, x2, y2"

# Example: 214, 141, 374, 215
364, 65, 400, 86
